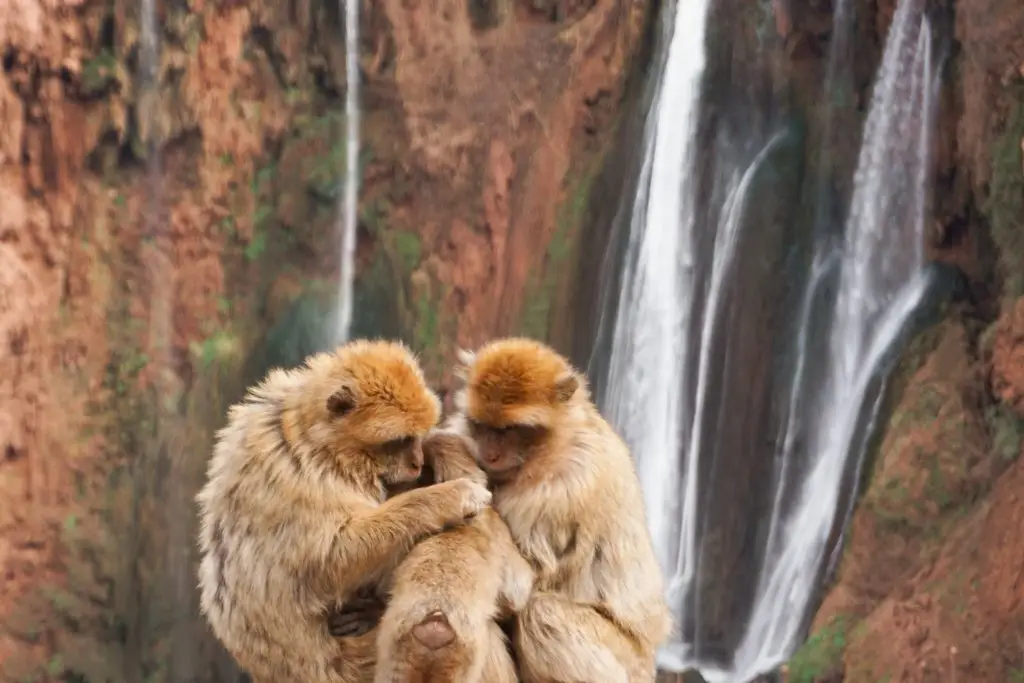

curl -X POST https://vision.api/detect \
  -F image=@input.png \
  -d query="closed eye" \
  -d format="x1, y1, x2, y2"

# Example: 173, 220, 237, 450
469, 420, 522, 437
380, 436, 414, 454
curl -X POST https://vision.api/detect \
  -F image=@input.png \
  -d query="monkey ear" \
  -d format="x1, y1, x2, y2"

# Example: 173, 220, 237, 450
553, 374, 579, 403
326, 386, 356, 416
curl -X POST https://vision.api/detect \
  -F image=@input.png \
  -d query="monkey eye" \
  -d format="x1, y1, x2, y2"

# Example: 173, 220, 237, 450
380, 436, 415, 454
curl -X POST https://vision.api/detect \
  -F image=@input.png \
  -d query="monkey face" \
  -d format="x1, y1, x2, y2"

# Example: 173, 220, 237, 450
373, 435, 427, 487
467, 421, 547, 483
304, 340, 441, 485
453, 339, 585, 485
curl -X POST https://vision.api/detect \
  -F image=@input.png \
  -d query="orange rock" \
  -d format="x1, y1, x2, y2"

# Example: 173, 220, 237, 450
991, 297, 1024, 419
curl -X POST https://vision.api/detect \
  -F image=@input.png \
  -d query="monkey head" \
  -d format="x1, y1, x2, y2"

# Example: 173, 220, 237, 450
452, 338, 581, 483
285, 339, 441, 487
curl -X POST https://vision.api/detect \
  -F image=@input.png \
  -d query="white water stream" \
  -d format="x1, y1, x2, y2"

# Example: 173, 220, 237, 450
729, 5, 937, 678
600, 0, 940, 679
603, 0, 712, 608
334, 0, 361, 343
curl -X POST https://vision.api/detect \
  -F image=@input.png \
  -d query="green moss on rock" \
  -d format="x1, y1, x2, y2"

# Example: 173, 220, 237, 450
787, 615, 855, 683
984, 84, 1024, 306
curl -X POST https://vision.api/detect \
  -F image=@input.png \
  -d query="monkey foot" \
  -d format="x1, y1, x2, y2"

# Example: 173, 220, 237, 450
411, 611, 456, 650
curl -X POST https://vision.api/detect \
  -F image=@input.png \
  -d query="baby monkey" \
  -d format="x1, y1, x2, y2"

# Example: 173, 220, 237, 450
334, 429, 533, 683
450, 338, 673, 683
378, 429, 532, 683
196, 340, 491, 683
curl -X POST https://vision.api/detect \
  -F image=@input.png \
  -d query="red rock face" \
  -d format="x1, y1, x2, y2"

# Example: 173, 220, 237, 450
992, 297, 1024, 418
0, 0, 649, 678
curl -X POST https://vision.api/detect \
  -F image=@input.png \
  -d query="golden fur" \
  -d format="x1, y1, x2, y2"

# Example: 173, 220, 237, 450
375, 507, 531, 683
196, 340, 491, 683
451, 338, 673, 683
374, 428, 529, 683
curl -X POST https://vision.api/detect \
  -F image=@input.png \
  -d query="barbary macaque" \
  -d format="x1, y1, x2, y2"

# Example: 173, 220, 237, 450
450, 337, 673, 683
196, 340, 491, 683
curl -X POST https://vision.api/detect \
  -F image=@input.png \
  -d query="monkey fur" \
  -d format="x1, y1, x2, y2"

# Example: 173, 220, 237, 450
449, 337, 673, 683
196, 340, 492, 683
336, 427, 531, 683
326, 428, 495, 639
373, 504, 532, 683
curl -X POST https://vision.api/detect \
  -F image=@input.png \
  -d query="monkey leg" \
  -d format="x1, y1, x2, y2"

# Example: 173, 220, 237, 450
515, 592, 655, 683
375, 611, 511, 683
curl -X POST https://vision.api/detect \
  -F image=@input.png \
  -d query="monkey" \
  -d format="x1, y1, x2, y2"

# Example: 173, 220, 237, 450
329, 426, 532, 683
195, 339, 492, 683
325, 428, 492, 639
373, 505, 533, 683
448, 337, 674, 683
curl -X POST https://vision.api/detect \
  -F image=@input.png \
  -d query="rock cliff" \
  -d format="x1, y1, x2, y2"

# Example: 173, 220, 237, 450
0, 0, 650, 679
1, 0, 1023, 682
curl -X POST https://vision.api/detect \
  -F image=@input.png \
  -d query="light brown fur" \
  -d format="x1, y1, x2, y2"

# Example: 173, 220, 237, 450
450, 338, 673, 683
375, 507, 531, 683
373, 428, 531, 683
196, 340, 491, 683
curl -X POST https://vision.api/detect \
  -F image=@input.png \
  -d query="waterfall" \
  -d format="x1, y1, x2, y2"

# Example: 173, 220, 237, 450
598, 0, 940, 679
334, 0, 361, 343
139, 0, 167, 360
602, 0, 712, 623
727, 4, 938, 679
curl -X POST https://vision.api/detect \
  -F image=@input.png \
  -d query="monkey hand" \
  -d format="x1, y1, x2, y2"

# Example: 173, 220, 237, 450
446, 478, 492, 519
378, 479, 493, 549
327, 588, 386, 637
423, 431, 487, 487
419, 478, 492, 528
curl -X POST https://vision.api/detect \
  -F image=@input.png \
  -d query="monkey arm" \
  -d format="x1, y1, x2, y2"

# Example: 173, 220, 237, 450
498, 456, 596, 575
498, 547, 535, 616
424, 431, 487, 487
469, 508, 535, 616
323, 479, 487, 597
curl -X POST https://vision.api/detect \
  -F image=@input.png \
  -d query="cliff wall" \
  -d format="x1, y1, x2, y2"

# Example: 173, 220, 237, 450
0, 1, 651, 679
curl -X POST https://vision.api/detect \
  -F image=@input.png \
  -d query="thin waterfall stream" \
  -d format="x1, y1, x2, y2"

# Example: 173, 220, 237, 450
596, 0, 943, 679
335, 0, 361, 344
602, 0, 713, 619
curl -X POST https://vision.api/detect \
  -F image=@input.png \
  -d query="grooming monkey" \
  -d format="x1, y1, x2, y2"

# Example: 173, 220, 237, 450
326, 429, 492, 639
449, 338, 673, 683
325, 430, 494, 638
196, 340, 492, 683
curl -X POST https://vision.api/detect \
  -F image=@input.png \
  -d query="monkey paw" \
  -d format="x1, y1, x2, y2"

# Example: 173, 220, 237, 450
326, 590, 386, 637
451, 479, 492, 518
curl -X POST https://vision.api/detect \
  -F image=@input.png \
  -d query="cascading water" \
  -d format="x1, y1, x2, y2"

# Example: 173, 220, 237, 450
726, 2, 938, 679
602, 0, 713, 612
334, 0, 361, 343
598, 0, 941, 679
